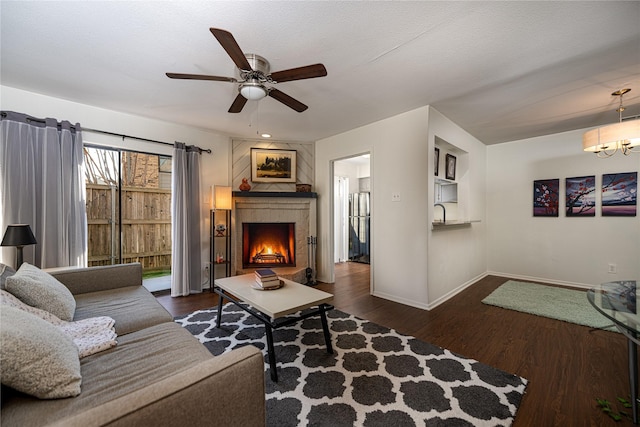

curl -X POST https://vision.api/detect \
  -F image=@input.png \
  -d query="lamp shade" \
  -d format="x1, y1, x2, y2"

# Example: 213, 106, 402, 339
1, 224, 37, 247
214, 186, 232, 210
583, 119, 640, 152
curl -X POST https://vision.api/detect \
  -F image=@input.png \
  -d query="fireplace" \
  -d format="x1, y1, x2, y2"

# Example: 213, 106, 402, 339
232, 192, 316, 282
242, 222, 296, 268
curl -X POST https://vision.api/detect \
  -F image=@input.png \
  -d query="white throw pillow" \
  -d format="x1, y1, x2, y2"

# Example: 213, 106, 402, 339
5, 263, 76, 321
1, 290, 118, 358
1, 305, 82, 399
0, 289, 63, 325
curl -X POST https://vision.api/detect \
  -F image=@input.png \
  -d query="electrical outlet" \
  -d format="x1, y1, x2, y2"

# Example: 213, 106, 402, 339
391, 193, 401, 202
608, 263, 617, 274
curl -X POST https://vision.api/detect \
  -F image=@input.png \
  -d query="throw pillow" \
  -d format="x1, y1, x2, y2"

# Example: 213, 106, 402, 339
0, 289, 63, 325
5, 263, 76, 321
1, 290, 118, 358
0, 263, 16, 290
1, 305, 82, 399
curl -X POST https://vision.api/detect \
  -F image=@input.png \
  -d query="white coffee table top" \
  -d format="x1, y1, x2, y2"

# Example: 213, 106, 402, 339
215, 274, 333, 319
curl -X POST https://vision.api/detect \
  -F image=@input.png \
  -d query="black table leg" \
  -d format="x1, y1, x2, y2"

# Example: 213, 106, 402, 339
215, 289, 224, 328
320, 305, 334, 354
629, 337, 638, 424
265, 324, 278, 382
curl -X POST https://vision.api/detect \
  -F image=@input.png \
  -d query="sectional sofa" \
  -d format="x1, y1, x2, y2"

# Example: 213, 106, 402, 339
1, 263, 265, 426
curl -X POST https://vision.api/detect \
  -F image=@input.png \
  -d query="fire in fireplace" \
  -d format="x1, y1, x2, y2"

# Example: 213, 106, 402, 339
242, 223, 295, 268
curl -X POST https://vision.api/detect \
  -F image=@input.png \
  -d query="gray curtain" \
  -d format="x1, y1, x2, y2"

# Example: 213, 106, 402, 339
0, 111, 87, 268
171, 143, 202, 296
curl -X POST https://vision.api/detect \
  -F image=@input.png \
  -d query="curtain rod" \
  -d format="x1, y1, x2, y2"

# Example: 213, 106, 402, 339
83, 127, 211, 154
0, 112, 211, 154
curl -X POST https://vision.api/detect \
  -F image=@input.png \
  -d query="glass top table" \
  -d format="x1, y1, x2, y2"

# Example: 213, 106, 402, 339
587, 280, 639, 424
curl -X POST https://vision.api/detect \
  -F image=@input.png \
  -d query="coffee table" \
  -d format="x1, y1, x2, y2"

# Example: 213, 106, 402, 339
213, 274, 334, 381
587, 280, 639, 423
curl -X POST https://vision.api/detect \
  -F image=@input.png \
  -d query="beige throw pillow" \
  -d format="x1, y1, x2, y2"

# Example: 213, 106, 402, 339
5, 263, 76, 321
1, 305, 82, 399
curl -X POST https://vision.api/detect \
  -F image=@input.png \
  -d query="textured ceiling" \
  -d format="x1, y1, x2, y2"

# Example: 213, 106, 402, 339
1, 1, 639, 144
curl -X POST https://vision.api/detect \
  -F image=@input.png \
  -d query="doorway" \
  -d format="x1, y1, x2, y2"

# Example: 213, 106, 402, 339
333, 154, 371, 279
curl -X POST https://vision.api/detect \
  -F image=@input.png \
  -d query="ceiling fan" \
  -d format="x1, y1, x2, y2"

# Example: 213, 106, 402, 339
166, 28, 327, 113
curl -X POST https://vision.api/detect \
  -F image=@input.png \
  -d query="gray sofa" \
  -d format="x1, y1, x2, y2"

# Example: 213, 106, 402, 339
1, 263, 266, 427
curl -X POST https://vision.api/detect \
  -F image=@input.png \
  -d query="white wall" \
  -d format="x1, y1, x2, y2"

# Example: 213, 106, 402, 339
316, 107, 431, 308
487, 128, 640, 287
1, 85, 231, 287
427, 107, 487, 307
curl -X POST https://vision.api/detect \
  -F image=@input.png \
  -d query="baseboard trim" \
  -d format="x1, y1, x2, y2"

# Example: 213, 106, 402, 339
485, 271, 593, 290
371, 291, 430, 311
371, 271, 489, 311
426, 272, 489, 310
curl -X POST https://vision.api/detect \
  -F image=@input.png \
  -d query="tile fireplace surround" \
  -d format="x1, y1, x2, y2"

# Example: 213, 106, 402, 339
231, 192, 317, 283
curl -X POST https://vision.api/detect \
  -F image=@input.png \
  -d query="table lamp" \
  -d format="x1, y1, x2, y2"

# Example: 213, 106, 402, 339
1, 224, 37, 268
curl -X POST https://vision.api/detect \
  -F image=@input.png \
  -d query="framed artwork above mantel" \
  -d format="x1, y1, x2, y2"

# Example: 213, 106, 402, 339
251, 148, 297, 183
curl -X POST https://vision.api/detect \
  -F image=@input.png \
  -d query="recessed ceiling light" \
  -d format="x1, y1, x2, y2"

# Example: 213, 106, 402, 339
261, 133, 272, 138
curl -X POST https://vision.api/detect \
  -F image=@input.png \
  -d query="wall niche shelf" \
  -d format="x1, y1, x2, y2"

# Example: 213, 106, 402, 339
435, 178, 457, 203
434, 135, 469, 224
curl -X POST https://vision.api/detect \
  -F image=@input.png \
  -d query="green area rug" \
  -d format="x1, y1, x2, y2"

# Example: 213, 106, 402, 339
482, 280, 616, 331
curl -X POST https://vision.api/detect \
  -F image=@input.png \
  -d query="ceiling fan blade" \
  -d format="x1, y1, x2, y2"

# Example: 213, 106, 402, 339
210, 28, 252, 71
270, 64, 327, 83
228, 93, 248, 113
268, 89, 308, 112
166, 72, 237, 83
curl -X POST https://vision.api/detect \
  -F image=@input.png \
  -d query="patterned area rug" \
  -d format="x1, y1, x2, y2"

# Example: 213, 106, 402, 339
175, 304, 527, 426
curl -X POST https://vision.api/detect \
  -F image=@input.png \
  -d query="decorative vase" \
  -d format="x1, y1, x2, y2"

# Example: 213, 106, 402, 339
239, 178, 251, 192
296, 183, 312, 193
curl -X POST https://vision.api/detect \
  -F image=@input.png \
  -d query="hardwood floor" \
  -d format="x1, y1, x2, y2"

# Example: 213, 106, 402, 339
155, 263, 633, 426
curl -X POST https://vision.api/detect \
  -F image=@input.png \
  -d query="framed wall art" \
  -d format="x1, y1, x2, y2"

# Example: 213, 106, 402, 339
565, 175, 595, 217
602, 172, 637, 217
434, 147, 440, 176
533, 178, 559, 217
251, 148, 297, 183
445, 154, 456, 180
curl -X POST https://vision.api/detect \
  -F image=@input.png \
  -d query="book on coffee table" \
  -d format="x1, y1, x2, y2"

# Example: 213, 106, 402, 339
254, 269, 280, 289
255, 278, 281, 289
255, 268, 277, 279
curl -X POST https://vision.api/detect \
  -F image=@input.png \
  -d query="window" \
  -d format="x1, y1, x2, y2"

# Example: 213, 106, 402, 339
84, 146, 172, 281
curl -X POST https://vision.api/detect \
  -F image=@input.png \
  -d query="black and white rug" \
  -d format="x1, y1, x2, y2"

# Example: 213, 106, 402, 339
175, 304, 527, 426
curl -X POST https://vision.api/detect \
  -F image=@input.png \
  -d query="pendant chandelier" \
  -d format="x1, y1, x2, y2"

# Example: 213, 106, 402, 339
582, 88, 640, 157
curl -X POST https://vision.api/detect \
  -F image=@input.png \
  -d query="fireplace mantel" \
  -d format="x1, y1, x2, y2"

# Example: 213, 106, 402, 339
233, 191, 317, 199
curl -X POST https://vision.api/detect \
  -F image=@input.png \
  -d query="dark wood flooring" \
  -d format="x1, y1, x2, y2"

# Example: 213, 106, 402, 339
155, 263, 633, 426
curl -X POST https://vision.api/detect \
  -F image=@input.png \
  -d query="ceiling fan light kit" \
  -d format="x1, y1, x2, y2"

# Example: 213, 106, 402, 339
166, 28, 327, 113
240, 82, 268, 100
583, 88, 640, 157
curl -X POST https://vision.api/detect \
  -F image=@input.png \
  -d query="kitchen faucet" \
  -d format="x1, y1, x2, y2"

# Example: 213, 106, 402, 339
434, 203, 446, 223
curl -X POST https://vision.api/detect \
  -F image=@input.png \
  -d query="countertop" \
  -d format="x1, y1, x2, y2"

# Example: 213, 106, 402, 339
432, 220, 481, 229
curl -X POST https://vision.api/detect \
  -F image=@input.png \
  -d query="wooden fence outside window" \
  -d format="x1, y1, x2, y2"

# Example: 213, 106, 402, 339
86, 184, 172, 271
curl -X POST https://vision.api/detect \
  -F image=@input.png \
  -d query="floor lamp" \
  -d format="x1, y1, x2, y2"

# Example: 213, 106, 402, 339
212, 186, 232, 288
1, 224, 37, 269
